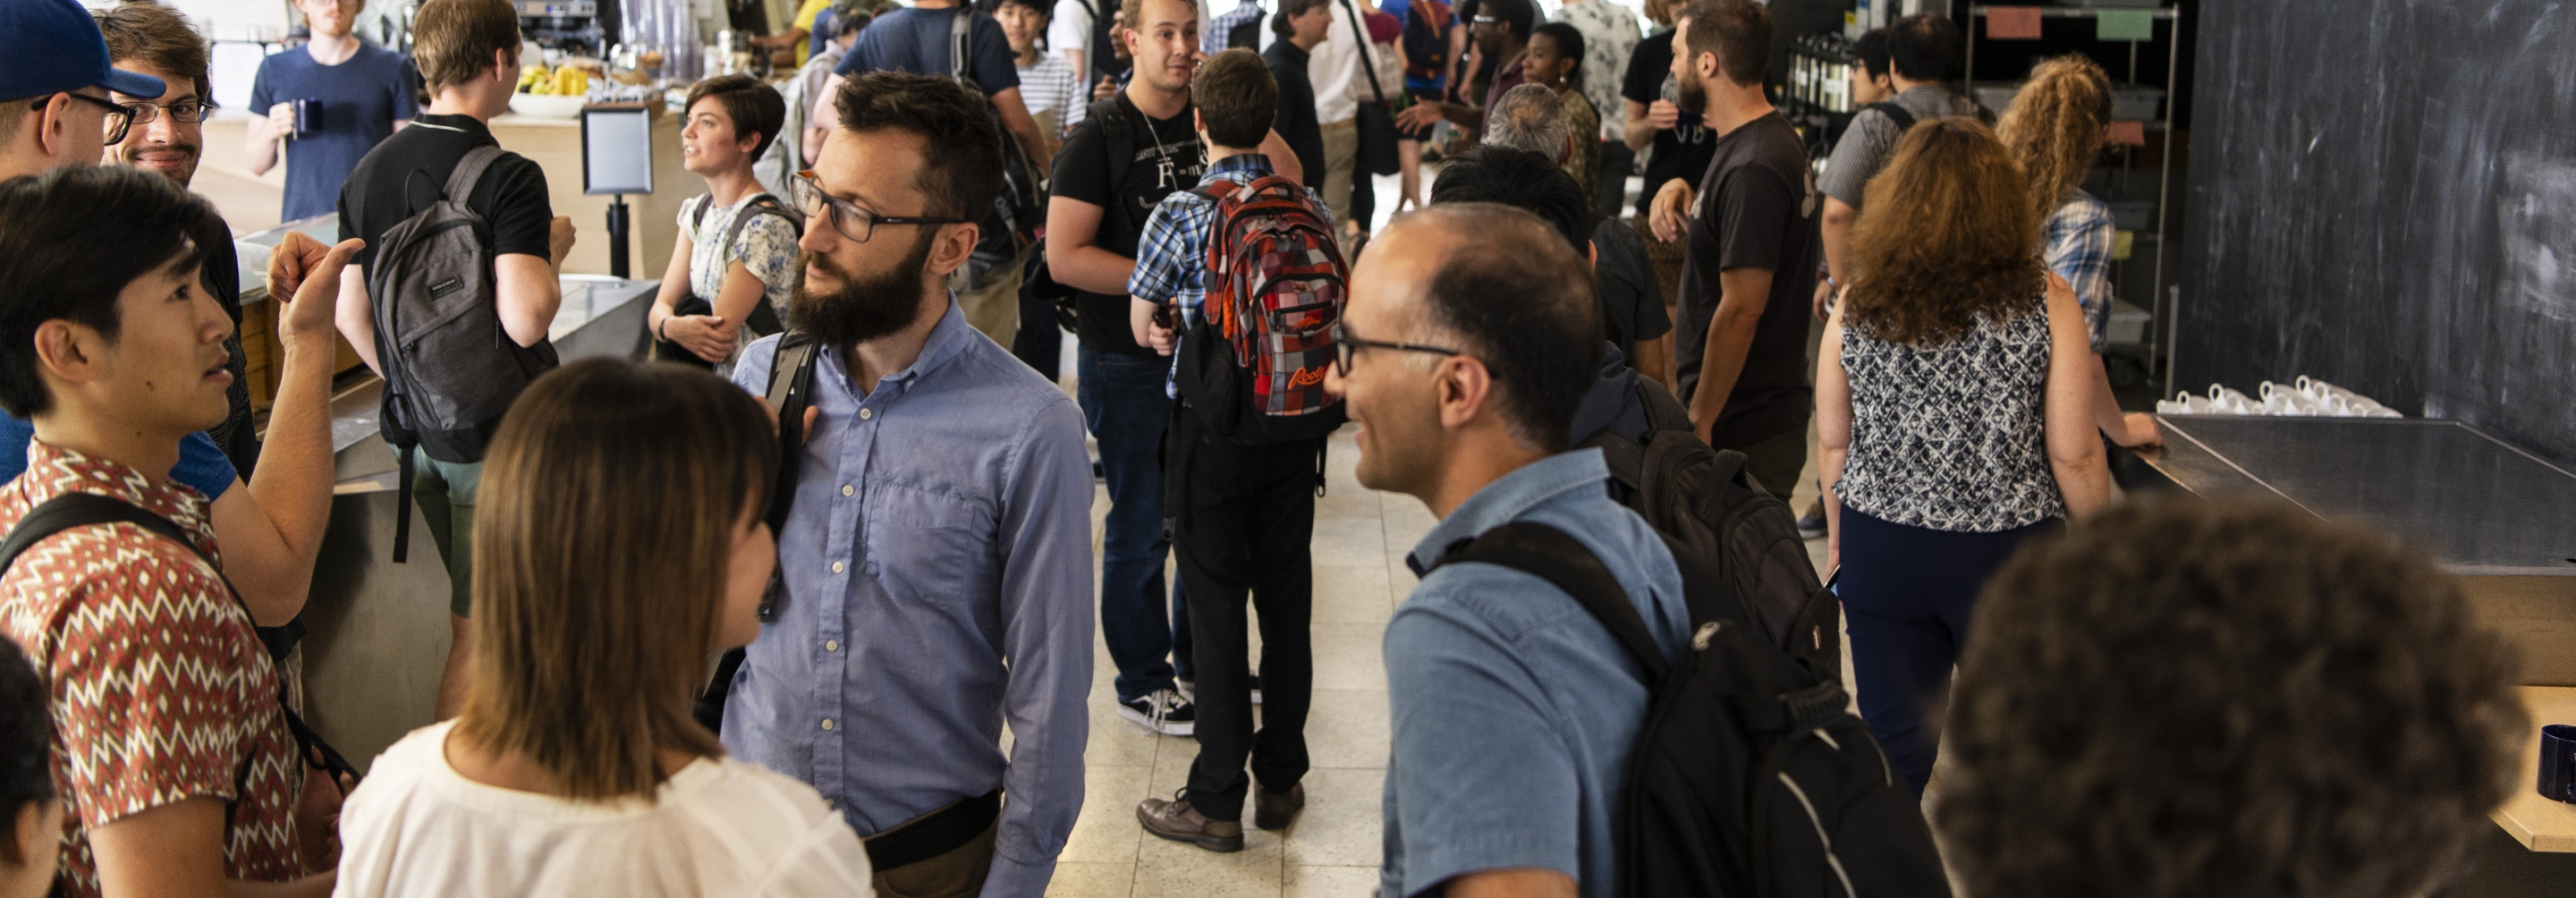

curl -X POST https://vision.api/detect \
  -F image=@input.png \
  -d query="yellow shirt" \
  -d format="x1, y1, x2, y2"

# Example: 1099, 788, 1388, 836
791, 0, 834, 66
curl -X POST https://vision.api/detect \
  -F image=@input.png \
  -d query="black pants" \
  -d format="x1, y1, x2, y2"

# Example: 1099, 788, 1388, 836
1167, 408, 1321, 822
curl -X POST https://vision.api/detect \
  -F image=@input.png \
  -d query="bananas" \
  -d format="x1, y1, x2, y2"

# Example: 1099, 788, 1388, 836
516, 64, 592, 97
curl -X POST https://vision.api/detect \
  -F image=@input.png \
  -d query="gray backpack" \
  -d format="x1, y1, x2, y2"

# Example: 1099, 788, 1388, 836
366, 145, 559, 560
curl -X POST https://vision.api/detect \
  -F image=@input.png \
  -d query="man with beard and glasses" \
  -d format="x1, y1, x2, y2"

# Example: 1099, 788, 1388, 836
724, 72, 1093, 898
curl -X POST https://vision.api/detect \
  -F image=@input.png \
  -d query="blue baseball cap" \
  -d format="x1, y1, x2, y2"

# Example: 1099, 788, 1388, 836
0, 0, 167, 101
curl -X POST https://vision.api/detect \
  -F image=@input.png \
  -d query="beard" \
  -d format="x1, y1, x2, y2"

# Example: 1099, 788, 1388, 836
1675, 74, 1707, 118
788, 229, 938, 348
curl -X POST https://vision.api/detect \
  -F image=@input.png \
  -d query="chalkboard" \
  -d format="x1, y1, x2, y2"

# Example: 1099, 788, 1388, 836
2176, 0, 2576, 464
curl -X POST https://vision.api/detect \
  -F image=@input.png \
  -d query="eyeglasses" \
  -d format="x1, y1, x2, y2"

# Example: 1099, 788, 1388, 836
1330, 321, 1461, 377
789, 170, 969, 243
38, 92, 140, 144
126, 97, 216, 126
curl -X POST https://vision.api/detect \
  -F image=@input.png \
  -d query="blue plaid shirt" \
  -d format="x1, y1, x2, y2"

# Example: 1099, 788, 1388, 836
1205, 0, 1267, 55
2043, 190, 2117, 353
1128, 152, 1335, 396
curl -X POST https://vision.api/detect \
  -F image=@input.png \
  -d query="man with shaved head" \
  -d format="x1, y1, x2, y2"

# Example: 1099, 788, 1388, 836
1330, 206, 1690, 898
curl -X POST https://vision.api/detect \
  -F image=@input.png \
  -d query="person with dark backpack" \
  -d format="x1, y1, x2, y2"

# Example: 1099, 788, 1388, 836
334, 0, 575, 722
1127, 48, 1343, 851
1046, 0, 1305, 741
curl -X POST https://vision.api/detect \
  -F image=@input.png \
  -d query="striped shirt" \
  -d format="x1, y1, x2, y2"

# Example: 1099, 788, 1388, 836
1016, 51, 1087, 136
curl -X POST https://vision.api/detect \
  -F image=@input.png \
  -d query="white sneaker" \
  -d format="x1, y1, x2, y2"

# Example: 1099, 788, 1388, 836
1117, 689, 1196, 736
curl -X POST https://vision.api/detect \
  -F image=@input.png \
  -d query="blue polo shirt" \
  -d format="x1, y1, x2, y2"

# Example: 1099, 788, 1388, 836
1380, 448, 1689, 898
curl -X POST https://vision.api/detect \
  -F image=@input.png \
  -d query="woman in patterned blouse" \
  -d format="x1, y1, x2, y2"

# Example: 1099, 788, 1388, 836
648, 75, 803, 369
1815, 118, 2113, 798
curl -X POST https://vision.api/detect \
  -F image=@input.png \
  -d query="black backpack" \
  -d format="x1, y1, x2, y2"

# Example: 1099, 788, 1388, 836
1579, 379, 1834, 674
694, 334, 825, 733
1432, 521, 1950, 898
653, 193, 800, 368
368, 145, 561, 562
947, 8, 1046, 283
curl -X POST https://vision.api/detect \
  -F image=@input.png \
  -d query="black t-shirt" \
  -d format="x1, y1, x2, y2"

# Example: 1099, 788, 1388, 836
1673, 112, 1819, 451
1265, 42, 1327, 191
338, 114, 555, 273
1049, 95, 1207, 356
1591, 215, 1670, 353
1622, 30, 1716, 218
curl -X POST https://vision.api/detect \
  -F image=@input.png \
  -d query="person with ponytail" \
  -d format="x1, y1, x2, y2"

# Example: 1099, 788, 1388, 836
1996, 54, 2158, 450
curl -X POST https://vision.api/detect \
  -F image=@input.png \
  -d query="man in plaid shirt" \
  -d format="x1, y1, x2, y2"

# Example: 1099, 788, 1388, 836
1127, 47, 1339, 854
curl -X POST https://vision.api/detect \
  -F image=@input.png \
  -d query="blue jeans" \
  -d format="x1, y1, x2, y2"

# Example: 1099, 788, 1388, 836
1078, 346, 1192, 701
1838, 507, 2058, 796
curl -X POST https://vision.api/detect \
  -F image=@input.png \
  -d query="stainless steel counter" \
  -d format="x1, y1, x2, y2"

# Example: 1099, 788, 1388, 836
2130, 416, 2576, 683
300, 274, 657, 772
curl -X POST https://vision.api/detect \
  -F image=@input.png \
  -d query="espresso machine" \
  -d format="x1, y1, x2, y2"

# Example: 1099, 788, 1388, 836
516, 0, 614, 56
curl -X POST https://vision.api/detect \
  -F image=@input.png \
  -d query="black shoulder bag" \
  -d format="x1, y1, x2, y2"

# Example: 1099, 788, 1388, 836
693, 334, 824, 733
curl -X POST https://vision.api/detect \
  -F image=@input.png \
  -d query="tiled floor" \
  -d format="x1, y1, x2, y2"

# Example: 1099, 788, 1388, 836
1051, 412, 1836, 898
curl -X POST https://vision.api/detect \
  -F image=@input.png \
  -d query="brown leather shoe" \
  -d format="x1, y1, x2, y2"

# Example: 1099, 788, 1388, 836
1138, 791, 1243, 852
1253, 783, 1305, 830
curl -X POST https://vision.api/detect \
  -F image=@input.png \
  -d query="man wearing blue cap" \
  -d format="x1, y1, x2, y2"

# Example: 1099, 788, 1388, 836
0, 0, 166, 181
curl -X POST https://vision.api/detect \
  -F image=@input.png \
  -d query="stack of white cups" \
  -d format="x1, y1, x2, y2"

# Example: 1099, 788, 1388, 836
2153, 377, 2402, 418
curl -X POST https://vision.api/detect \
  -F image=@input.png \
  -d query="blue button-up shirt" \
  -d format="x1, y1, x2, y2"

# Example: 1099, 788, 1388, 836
1380, 449, 1690, 898
724, 303, 1095, 898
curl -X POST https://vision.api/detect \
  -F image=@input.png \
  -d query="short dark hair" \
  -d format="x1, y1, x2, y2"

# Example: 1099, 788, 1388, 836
1530, 21, 1585, 88
0, 166, 225, 418
412, 0, 521, 91
1430, 145, 1590, 254
1483, 0, 1535, 41
1272, 0, 1326, 40
833, 8, 869, 38
1192, 49, 1276, 148
1853, 27, 1891, 79
832, 72, 1004, 221
1940, 496, 2528, 898
1886, 13, 1962, 82
1407, 203, 1599, 451
1679, 0, 1768, 87
685, 74, 788, 161
0, 638, 51, 869
96, 3, 212, 105
982, 0, 1049, 17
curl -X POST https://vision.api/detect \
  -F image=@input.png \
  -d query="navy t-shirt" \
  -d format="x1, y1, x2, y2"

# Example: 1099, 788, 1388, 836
250, 42, 417, 222
0, 419, 235, 500
833, 6, 1021, 96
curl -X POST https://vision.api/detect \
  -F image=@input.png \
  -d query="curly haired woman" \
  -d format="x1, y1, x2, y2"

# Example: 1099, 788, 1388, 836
1996, 54, 2159, 450
1816, 116, 2113, 796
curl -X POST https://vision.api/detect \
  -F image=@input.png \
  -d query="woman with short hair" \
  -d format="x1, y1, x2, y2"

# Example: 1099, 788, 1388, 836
649, 75, 801, 369
333, 358, 874, 897
1817, 117, 2113, 798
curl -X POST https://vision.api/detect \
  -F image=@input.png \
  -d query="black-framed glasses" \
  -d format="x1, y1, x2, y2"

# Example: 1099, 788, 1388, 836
1331, 321, 1462, 376
38, 92, 140, 144
125, 97, 216, 126
789, 170, 969, 243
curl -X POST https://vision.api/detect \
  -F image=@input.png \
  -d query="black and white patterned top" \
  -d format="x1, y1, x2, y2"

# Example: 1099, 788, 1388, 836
1835, 294, 2064, 532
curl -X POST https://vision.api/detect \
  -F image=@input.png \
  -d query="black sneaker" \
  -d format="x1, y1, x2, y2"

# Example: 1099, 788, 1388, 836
1117, 688, 1195, 736
1797, 498, 1826, 540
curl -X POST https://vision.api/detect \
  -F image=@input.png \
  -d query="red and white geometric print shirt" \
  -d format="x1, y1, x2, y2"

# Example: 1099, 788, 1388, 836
0, 440, 305, 897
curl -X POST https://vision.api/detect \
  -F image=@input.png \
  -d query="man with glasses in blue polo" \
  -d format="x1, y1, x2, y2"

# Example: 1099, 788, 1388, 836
0, 0, 165, 182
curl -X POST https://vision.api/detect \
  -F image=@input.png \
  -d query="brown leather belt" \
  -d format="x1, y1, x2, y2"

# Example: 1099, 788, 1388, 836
863, 789, 1002, 871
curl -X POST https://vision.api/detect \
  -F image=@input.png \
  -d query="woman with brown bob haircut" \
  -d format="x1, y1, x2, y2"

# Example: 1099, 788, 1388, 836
331, 359, 876, 897
1814, 116, 2112, 798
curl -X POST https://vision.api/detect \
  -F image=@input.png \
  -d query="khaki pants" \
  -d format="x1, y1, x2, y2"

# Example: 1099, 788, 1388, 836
1320, 119, 1359, 240
950, 244, 1031, 348
868, 818, 999, 898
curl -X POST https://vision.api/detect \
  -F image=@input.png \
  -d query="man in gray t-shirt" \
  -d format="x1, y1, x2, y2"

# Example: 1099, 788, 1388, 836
1814, 13, 1974, 319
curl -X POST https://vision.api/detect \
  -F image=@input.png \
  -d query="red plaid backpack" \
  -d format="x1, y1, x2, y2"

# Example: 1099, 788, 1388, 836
1173, 174, 1349, 445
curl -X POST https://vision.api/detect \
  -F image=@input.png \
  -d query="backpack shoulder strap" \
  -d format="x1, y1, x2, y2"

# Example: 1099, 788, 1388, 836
1633, 377, 1695, 435
691, 193, 715, 233
949, 7, 974, 86
722, 194, 803, 258
756, 333, 823, 620
1866, 101, 1915, 135
1432, 521, 1670, 682
443, 145, 509, 205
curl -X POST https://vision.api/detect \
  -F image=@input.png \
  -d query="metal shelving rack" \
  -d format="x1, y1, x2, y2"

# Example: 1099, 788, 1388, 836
1965, 4, 2185, 390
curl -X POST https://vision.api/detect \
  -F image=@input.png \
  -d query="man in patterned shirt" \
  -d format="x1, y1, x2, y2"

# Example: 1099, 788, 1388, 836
1550, 0, 1640, 216
0, 166, 359, 897
1127, 48, 1335, 852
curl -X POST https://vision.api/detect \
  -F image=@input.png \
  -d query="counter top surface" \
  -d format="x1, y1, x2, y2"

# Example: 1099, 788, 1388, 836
2139, 416, 2576, 576
2496, 686, 2576, 851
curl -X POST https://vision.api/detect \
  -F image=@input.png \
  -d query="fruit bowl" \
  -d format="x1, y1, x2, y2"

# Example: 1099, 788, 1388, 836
509, 93, 587, 119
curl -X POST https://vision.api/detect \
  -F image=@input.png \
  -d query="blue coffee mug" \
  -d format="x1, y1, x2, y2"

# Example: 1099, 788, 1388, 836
2538, 724, 2576, 802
